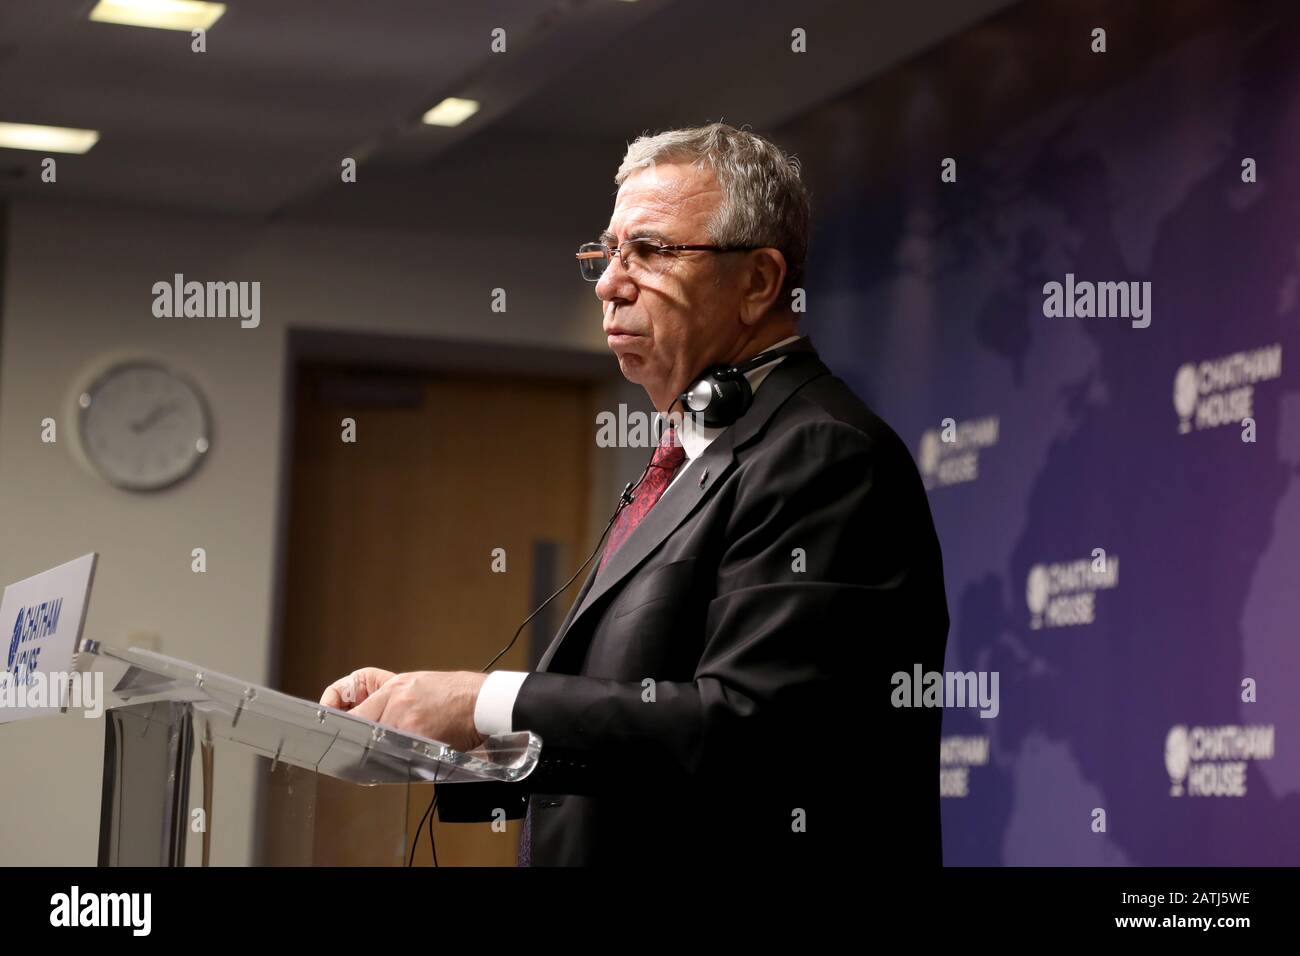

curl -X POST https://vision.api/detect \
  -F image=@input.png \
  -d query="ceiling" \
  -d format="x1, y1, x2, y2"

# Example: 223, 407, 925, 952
0, 0, 1019, 228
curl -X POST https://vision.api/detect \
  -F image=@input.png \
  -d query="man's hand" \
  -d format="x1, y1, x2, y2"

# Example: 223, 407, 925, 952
320, 667, 396, 710
319, 668, 488, 754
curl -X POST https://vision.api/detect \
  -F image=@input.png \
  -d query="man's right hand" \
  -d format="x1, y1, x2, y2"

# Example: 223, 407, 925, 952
319, 667, 396, 711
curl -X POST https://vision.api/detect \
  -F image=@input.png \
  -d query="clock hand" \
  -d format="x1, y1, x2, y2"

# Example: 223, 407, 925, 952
129, 401, 178, 434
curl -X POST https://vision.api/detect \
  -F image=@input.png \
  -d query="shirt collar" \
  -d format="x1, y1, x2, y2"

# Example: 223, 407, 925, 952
667, 334, 803, 462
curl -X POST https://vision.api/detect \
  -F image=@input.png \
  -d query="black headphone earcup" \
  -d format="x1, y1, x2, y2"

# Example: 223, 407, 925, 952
700, 373, 753, 428
680, 344, 808, 429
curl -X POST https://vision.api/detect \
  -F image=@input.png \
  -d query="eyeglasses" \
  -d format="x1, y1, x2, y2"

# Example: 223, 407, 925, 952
576, 238, 760, 281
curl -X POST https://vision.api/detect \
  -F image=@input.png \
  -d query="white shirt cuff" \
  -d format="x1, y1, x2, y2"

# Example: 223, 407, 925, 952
473, 670, 530, 736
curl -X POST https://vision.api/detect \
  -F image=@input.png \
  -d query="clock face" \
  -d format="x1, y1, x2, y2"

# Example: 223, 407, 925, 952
77, 362, 211, 491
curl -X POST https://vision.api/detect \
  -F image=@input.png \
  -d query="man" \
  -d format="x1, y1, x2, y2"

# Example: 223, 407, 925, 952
321, 123, 948, 866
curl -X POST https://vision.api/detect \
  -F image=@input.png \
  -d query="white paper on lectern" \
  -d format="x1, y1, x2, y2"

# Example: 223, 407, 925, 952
0, 552, 97, 724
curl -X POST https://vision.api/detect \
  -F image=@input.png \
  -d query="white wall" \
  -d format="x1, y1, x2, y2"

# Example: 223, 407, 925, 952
0, 197, 646, 864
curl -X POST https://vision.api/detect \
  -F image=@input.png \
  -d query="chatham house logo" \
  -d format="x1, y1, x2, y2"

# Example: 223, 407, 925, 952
7, 616, 19, 671
1026, 552, 1118, 630
1173, 343, 1282, 434
7, 600, 62, 689
917, 416, 999, 490
939, 735, 990, 799
1165, 723, 1275, 797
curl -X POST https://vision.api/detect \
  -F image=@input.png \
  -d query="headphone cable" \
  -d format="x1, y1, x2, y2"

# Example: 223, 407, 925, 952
408, 454, 655, 866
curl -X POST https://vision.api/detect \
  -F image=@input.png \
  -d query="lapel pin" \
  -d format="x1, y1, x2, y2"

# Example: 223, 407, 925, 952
698, 468, 709, 487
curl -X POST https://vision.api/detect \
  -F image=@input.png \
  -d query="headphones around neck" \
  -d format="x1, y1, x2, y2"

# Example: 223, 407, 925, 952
676, 342, 813, 429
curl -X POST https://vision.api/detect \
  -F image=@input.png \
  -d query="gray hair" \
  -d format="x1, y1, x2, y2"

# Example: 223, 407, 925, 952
615, 122, 810, 306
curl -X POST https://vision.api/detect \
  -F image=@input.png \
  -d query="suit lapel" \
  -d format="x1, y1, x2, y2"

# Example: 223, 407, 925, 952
536, 338, 829, 672
536, 430, 736, 672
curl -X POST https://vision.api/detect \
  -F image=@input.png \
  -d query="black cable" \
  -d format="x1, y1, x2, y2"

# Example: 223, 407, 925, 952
408, 452, 657, 866
480, 472, 642, 673
407, 789, 436, 867
427, 789, 439, 867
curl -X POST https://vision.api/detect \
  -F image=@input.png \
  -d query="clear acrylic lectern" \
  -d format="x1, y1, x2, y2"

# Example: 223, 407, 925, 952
76, 640, 540, 866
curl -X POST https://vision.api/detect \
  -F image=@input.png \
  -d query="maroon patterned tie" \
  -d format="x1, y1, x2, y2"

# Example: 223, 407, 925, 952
599, 423, 688, 571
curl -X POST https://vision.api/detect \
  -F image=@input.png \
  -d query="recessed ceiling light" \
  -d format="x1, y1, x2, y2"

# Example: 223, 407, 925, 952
89, 0, 226, 32
421, 98, 480, 128
0, 122, 100, 154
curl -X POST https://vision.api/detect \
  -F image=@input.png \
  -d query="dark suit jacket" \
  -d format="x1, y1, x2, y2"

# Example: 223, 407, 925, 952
438, 338, 949, 866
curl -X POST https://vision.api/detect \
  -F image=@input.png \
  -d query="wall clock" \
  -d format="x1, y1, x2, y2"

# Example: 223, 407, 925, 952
76, 360, 212, 491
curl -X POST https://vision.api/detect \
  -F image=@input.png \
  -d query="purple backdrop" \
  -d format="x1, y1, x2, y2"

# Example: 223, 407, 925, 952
793, 0, 1300, 864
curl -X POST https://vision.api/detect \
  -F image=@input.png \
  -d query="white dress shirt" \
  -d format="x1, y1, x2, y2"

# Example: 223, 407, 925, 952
473, 335, 803, 736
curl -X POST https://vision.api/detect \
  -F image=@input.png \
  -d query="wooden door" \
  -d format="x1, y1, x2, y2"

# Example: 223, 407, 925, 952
268, 363, 592, 866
